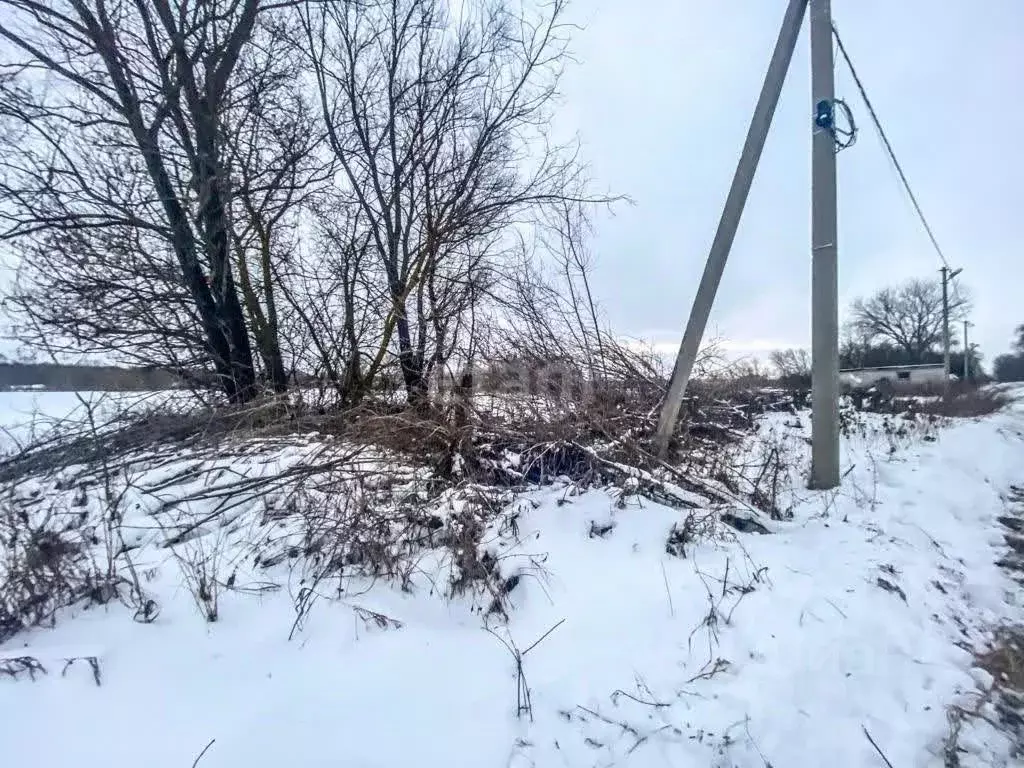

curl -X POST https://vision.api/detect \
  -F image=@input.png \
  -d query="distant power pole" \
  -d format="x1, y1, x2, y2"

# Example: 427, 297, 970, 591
940, 265, 963, 398
653, 0, 809, 457
963, 319, 972, 381
808, 0, 840, 490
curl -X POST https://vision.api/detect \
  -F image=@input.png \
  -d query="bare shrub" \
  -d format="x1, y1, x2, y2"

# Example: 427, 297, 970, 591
440, 487, 534, 619
286, 482, 388, 638
487, 618, 566, 721
164, 527, 228, 623
0, 502, 123, 643
944, 626, 1024, 765
769, 348, 811, 388
0, 655, 47, 682
977, 627, 1024, 692
723, 430, 796, 521
917, 388, 1009, 418
848, 379, 1008, 419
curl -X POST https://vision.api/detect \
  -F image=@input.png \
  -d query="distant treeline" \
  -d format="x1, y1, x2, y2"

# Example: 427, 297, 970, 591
0, 363, 185, 392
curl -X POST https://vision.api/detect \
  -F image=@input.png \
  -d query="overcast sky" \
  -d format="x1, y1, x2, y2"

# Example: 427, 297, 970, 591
555, 0, 1023, 364
1, 1, 1019, 370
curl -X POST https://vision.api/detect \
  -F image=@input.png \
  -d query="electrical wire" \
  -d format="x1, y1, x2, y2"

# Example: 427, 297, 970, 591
831, 97, 857, 151
831, 21, 954, 273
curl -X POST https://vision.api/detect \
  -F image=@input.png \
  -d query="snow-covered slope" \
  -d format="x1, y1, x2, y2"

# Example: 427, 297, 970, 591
1, 395, 1023, 768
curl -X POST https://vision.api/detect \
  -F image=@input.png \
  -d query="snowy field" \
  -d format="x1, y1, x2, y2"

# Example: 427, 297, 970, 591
1, 390, 1023, 767
0, 390, 189, 455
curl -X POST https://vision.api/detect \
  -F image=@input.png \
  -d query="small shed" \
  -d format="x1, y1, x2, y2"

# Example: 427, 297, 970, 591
839, 363, 947, 391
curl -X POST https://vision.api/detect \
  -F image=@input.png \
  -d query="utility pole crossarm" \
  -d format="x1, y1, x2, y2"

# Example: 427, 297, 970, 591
653, 0, 810, 457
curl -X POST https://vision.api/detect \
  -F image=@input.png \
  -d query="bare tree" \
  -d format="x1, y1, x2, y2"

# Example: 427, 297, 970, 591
0, 0, 295, 402
769, 348, 810, 382
483, 201, 670, 407
0, 0, 619, 411
223, 13, 334, 392
284, 197, 380, 399
994, 324, 1024, 383
539, 200, 605, 382
849, 278, 969, 364
301, 0, 607, 406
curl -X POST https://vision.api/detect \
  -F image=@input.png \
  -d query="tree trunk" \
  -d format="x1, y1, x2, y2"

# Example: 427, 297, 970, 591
235, 246, 287, 394
255, 330, 288, 393
219, 269, 258, 402
395, 312, 427, 408
193, 112, 258, 403
92, 41, 250, 403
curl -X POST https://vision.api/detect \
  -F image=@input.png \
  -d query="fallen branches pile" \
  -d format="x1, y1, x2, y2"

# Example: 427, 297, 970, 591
0, 380, 800, 642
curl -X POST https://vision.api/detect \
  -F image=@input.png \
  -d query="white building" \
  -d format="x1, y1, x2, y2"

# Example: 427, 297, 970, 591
839, 363, 948, 391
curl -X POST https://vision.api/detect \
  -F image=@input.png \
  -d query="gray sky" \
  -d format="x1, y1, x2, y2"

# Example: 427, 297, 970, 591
556, 0, 1023, 364
2, 0, 1020, 370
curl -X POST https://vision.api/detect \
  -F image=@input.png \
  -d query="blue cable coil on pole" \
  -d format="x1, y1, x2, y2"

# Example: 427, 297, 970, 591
814, 97, 857, 151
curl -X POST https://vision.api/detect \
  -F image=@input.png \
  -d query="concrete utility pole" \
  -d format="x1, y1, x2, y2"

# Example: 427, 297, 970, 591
940, 265, 963, 398
963, 320, 972, 381
654, 0, 809, 457
809, 0, 839, 489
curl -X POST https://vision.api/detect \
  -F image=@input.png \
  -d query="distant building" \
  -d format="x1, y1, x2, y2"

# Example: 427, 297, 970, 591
840, 363, 947, 391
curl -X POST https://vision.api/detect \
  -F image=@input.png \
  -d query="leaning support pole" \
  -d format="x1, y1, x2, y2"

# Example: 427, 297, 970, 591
654, 0, 809, 457
809, 0, 840, 489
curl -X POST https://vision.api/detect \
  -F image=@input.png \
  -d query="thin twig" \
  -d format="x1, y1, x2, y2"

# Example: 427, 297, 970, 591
825, 597, 847, 619
744, 717, 773, 767
611, 689, 671, 708
191, 738, 216, 768
862, 725, 895, 768
660, 559, 675, 618
522, 617, 566, 655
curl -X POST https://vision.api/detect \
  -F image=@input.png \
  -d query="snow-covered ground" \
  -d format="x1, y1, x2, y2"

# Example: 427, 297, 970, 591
0, 390, 191, 455
1, 392, 1023, 767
